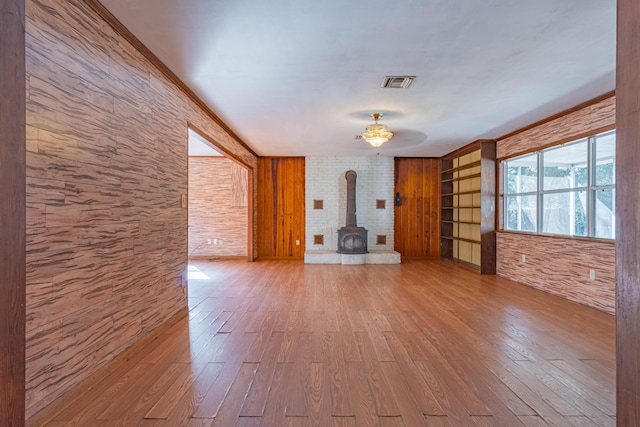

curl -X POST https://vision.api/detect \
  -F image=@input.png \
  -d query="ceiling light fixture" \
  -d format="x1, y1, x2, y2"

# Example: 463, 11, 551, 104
361, 113, 393, 148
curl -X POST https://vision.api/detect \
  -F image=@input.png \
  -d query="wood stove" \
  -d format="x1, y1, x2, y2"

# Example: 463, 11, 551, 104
337, 170, 368, 254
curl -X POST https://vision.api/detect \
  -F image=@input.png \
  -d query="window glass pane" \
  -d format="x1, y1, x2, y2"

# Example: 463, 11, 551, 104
506, 154, 537, 194
505, 195, 537, 232
543, 140, 588, 190
542, 191, 587, 236
595, 132, 616, 186
594, 188, 615, 239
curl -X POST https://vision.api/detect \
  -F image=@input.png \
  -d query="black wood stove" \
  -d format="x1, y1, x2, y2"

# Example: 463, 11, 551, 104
337, 170, 368, 254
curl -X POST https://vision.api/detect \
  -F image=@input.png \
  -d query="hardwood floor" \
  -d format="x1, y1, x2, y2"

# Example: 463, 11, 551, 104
42, 259, 615, 426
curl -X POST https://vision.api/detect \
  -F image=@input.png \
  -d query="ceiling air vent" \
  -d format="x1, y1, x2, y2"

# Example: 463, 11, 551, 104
381, 76, 415, 89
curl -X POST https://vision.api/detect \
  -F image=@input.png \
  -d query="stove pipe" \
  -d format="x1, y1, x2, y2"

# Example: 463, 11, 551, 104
345, 170, 358, 227
337, 170, 368, 254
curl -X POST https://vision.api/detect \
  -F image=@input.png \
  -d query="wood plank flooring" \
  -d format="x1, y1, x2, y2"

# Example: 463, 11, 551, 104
42, 259, 616, 426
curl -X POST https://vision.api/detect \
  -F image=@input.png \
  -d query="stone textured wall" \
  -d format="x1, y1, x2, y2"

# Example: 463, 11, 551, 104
496, 95, 615, 314
25, 0, 256, 418
188, 157, 248, 257
305, 156, 394, 252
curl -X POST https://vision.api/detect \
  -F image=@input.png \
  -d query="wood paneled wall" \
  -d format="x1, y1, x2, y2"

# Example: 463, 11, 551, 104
496, 95, 616, 314
497, 233, 615, 314
616, 0, 640, 422
188, 157, 248, 257
25, 0, 257, 420
1, 0, 26, 425
497, 94, 615, 159
394, 158, 441, 258
257, 158, 305, 259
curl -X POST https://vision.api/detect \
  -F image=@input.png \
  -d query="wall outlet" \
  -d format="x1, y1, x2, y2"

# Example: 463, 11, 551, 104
589, 269, 596, 280
521, 254, 526, 263
207, 239, 212, 244
296, 239, 300, 246
219, 239, 223, 245
213, 239, 217, 245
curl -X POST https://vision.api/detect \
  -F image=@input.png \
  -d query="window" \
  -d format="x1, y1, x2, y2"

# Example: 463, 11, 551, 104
502, 130, 615, 239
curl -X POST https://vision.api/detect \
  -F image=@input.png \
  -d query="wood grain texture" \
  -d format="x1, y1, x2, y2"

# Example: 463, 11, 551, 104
188, 157, 248, 257
394, 158, 441, 258
497, 96, 615, 159
1, 0, 26, 425
497, 233, 615, 314
257, 158, 305, 259
25, 0, 257, 420
495, 96, 615, 313
616, 0, 640, 423
38, 259, 616, 426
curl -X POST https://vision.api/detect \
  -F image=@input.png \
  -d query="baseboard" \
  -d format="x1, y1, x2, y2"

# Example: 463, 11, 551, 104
188, 255, 247, 261
26, 307, 188, 427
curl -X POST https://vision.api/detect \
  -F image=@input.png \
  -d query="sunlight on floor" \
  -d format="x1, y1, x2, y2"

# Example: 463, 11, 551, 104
187, 265, 210, 280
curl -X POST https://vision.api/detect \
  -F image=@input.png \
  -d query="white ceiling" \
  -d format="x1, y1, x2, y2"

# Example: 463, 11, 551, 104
188, 128, 224, 156
100, 0, 616, 158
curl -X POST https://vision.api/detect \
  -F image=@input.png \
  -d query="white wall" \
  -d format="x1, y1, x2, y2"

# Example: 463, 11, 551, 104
305, 156, 394, 252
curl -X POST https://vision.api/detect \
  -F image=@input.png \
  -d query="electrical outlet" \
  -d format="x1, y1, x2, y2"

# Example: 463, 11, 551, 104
589, 269, 596, 280
219, 239, 223, 245
207, 239, 211, 244
521, 254, 526, 263
213, 239, 217, 245
296, 239, 300, 246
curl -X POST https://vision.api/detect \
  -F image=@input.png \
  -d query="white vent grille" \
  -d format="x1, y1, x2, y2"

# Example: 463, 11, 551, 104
381, 76, 415, 89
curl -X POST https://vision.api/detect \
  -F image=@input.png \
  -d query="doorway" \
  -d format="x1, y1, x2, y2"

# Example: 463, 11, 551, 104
187, 127, 254, 261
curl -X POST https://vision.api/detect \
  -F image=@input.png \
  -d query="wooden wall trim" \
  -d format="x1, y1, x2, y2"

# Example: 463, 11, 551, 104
442, 139, 496, 159
188, 123, 253, 169
497, 91, 616, 142
616, 0, 640, 422
82, 0, 258, 158
497, 230, 616, 245
0, 0, 26, 425
497, 123, 616, 161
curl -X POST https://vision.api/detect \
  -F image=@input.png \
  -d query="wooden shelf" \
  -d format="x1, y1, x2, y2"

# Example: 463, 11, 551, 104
452, 237, 481, 245
441, 160, 482, 174
440, 141, 496, 274
455, 190, 481, 196
451, 173, 481, 182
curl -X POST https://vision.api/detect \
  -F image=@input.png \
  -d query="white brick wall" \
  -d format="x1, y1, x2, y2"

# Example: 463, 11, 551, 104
305, 156, 394, 252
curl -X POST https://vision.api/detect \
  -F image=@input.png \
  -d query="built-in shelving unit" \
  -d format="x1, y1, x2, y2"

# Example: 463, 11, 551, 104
441, 140, 496, 274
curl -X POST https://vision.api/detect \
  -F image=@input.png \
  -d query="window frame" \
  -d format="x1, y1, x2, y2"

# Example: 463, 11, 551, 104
501, 129, 616, 240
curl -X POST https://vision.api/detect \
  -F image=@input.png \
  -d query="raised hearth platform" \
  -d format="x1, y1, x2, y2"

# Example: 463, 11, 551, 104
304, 250, 401, 265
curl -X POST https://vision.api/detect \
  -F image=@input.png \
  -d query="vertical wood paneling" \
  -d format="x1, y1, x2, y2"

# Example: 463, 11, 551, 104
188, 157, 248, 257
1, 0, 26, 425
24, 0, 258, 420
480, 143, 497, 274
257, 158, 305, 259
616, 0, 640, 422
394, 158, 441, 258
